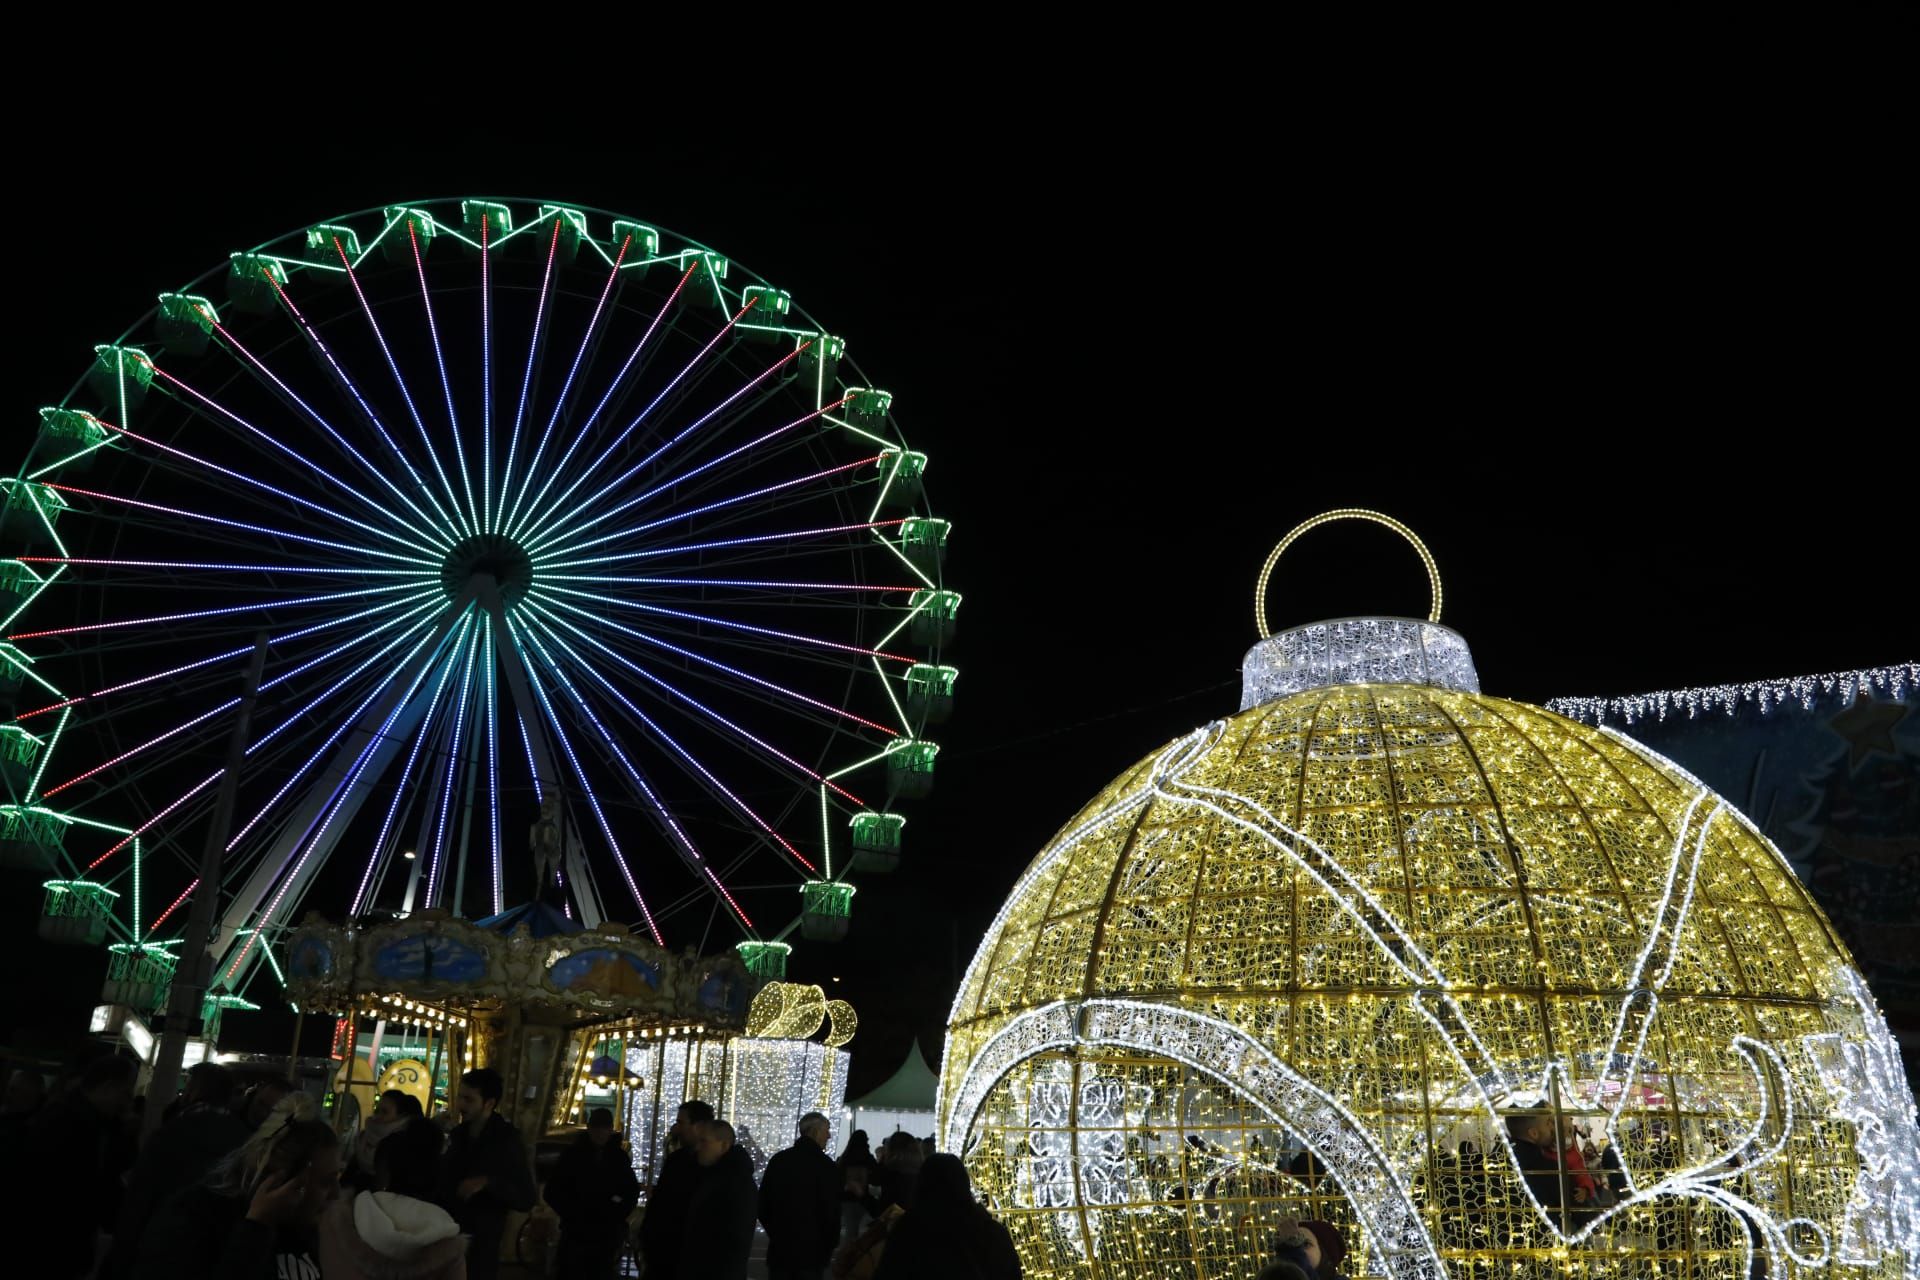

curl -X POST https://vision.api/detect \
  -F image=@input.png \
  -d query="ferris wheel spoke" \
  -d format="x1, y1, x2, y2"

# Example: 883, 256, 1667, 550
214, 607, 479, 983
7, 580, 428, 644
503, 613, 663, 943
267, 265, 461, 542
423, 622, 484, 909
42, 482, 432, 566
496, 219, 565, 537
82, 411, 441, 560
243, 600, 451, 762
148, 360, 445, 552
508, 292, 765, 547
12, 590, 438, 725
520, 597, 864, 806
406, 222, 481, 533
522, 388, 850, 556
483, 626, 502, 916
224, 619, 474, 986
507, 260, 699, 544
199, 282, 453, 548
536, 517, 911, 574
527, 590, 896, 737
18, 556, 433, 581
348, 619, 477, 917
530, 453, 884, 565
524, 611, 818, 879
534, 582, 914, 667
84, 770, 224, 874
334, 242, 474, 540
515, 321, 812, 550
38, 698, 240, 799
496, 233, 635, 539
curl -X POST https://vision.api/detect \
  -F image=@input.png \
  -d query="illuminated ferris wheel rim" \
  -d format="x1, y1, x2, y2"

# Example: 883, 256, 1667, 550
8, 195, 956, 1001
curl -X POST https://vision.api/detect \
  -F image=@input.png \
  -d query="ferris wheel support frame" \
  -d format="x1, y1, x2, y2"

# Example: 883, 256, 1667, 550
208, 572, 610, 996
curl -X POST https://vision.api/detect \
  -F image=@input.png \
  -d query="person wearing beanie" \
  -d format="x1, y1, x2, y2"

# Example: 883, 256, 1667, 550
319, 1117, 466, 1280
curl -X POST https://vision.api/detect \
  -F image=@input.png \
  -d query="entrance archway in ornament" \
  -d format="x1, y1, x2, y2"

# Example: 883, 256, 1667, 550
942, 999, 1445, 1280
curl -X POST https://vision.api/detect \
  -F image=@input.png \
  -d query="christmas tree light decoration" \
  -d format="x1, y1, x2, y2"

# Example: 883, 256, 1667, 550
940, 511, 1920, 1280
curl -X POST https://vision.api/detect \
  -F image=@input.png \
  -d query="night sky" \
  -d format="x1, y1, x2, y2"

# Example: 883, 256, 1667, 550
3, 115, 1907, 1097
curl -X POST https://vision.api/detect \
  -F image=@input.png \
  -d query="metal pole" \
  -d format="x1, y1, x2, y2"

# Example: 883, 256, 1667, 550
144, 632, 269, 1138
287, 1007, 306, 1077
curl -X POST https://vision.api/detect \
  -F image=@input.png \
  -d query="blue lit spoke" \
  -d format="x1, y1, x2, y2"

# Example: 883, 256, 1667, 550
480, 217, 495, 537
425, 617, 481, 908
523, 611, 816, 877
229, 631, 460, 985
520, 597, 864, 805
508, 261, 698, 545
202, 283, 451, 547
9, 580, 430, 643
536, 582, 913, 667
536, 518, 910, 572
520, 622, 758, 927
499, 235, 634, 538
337, 245, 473, 539
524, 589, 896, 736
228, 610, 455, 852
350, 621, 475, 916
496, 219, 564, 536
520, 387, 840, 556
150, 363, 448, 551
513, 294, 777, 548
502, 613, 663, 942
89, 412, 446, 562
408, 222, 481, 534
529, 453, 881, 564
45, 482, 436, 566
484, 627, 503, 915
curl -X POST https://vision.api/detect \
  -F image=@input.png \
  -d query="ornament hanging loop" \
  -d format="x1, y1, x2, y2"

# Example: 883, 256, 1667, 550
1255, 508, 1443, 638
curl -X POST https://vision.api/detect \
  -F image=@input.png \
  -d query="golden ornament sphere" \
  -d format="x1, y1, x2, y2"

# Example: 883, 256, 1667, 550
941, 610, 1918, 1280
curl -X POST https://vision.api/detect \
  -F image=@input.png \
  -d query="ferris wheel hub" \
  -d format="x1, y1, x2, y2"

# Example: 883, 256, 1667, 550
441, 534, 533, 606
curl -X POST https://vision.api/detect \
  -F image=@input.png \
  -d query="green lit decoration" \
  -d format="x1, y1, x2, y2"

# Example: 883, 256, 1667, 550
849, 811, 906, 874
102, 942, 177, 1013
39, 879, 116, 947
800, 880, 856, 942
736, 940, 793, 980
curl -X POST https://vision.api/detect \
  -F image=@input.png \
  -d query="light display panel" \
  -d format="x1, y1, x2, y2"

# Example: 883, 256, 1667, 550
942, 632, 1919, 1280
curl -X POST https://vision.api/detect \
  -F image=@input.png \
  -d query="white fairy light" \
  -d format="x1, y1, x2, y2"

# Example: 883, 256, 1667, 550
1547, 662, 1918, 725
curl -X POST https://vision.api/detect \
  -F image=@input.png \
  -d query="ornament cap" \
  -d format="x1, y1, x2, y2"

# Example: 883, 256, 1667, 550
1240, 616, 1480, 709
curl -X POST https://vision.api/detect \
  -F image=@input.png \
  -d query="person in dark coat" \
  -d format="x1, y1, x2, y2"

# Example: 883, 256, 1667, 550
681, 1118, 758, 1280
1505, 1111, 1599, 1233
437, 1067, 535, 1280
640, 1098, 714, 1279
12, 1052, 138, 1279
544, 1108, 640, 1280
863, 1131, 925, 1219
107, 1062, 250, 1279
758, 1111, 841, 1280
134, 1093, 341, 1280
871, 1152, 1020, 1280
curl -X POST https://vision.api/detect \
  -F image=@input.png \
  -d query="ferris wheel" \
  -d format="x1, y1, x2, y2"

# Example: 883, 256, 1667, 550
4, 197, 958, 1015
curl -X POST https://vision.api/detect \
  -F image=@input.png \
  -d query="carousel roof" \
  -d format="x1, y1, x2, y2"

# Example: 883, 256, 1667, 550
473, 901, 584, 939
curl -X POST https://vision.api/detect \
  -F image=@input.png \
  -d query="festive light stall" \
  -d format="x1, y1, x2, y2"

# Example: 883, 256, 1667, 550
283, 908, 755, 1137
602, 980, 857, 1186
940, 510, 1920, 1280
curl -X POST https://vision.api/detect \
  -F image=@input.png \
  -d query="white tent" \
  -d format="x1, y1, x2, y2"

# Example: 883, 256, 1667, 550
846, 1037, 939, 1148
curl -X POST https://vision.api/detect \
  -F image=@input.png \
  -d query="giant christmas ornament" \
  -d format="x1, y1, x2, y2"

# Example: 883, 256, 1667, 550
940, 511, 1920, 1280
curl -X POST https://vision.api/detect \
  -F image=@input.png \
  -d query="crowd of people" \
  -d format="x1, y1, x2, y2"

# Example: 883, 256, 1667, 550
0, 1052, 1370, 1279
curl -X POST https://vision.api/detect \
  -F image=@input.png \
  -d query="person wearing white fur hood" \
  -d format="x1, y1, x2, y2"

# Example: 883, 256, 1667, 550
319, 1117, 467, 1280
